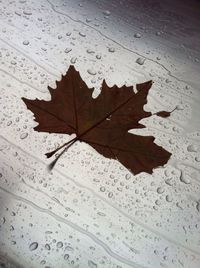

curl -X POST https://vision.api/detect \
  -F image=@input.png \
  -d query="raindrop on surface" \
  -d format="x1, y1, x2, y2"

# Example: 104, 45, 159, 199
23, 40, 29, 45
176, 105, 183, 110
20, 133, 28, 139
108, 47, 115, 53
87, 68, 96, 75
125, 173, 131, 180
29, 242, 38, 251
15, 11, 21, 16
134, 33, 141, 38
65, 246, 74, 251
70, 57, 77, 64
187, 144, 198, 152
180, 172, 191, 184
136, 57, 145, 65
157, 187, 165, 194
196, 202, 200, 212
155, 199, 161, 206
86, 49, 95, 54
86, 18, 92, 23
23, 10, 32, 15
0, 216, 6, 225
45, 243, 51, 250
100, 186, 105, 192
108, 192, 113, 198
79, 32, 86, 37
64, 48, 72, 54
88, 260, 98, 268
64, 254, 69, 260
165, 179, 173, 186
11, 60, 17, 65
103, 10, 111, 16
57, 241, 63, 248
166, 195, 173, 202
96, 54, 101, 59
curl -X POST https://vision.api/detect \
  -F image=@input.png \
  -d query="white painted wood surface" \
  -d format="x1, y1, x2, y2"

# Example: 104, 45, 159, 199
0, 0, 200, 267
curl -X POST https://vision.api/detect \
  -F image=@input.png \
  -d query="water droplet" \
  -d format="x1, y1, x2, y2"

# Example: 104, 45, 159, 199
155, 199, 161, 206
86, 18, 92, 23
15, 11, 21, 16
103, 10, 111, 16
11, 60, 17, 65
96, 54, 101, 59
57, 241, 63, 248
196, 202, 200, 212
20, 133, 28, 139
45, 243, 51, 250
157, 187, 164, 194
65, 246, 74, 251
58, 35, 62, 39
66, 32, 71, 36
180, 171, 191, 184
0, 217, 6, 225
29, 242, 38, 251
70, 57, 77, 64
187, 144, 197, 152
64, 254, 69, 260
64, 48, 72, 53
88, 260, 98, 268
134, 33, 141, 38
23, 10, 32, 15
166, 195, 172, 202
86, 49, 95, 54
176, 105, 183, 110
136, 57, 145, 65
87, 68, 96, 75
108, 192, 113, 198
100, 186, 105, 192
108, 47, 115, 53
23, 40, 29, 45
79, 32, 86, 37
165, 179, 173, 186
125, 173, 131, 180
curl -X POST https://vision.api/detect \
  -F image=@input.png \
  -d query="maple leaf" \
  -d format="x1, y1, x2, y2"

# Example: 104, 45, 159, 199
22, 65, 173, 174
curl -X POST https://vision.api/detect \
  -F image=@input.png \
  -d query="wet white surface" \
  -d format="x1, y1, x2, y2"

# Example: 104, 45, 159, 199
0, 0, 200, 267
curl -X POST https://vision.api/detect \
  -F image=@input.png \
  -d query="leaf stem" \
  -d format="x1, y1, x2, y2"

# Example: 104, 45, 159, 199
45, 136, 78, 158
47, 138, 78, 171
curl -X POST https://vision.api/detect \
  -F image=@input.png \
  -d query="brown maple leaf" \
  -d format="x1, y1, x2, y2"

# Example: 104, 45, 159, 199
22, 65, 173, 174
